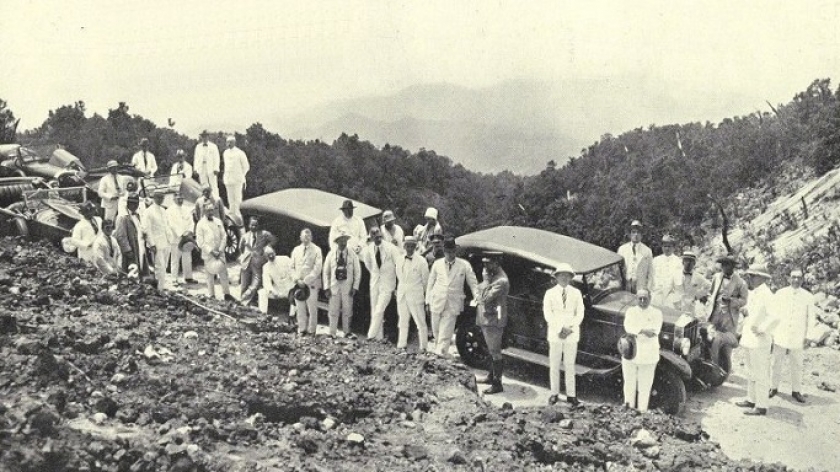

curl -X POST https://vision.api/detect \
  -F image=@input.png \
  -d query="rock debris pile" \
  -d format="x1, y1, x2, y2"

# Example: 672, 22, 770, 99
0, 239, 795, 471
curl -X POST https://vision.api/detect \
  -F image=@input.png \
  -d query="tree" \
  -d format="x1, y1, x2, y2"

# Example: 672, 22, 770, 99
0, 98, 20, 144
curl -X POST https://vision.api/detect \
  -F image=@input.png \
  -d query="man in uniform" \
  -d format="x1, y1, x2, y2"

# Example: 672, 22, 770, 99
396, 236, 429, 350
193, 130, 220, 198
474, 252, 510, 395
543, 263, 584, 406
323, 230, 362, 337
222, 135, 249, 221
360, 226, 401, 341
380, 210, 404, 250
258, 246, 295, 317
165, 192, 197, 284
707, 254, 748, 369
649, 234, 681, 305
617, 220, 652, 293
97, 160, 123, 221
238, 217, 277, 306
142, 192, 176, 290
169, 149, 193, 187
426, 237, 478, 357
195, 202, 234, 301
770, 269, 815, 403
329, 200, 368, 253
290, 228, 323, 335
131, 138, 157, 177
736, 265, 779, 416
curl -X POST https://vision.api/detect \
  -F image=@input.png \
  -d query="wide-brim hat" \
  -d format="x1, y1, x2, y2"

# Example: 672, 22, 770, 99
178, 233, 196, 251
290, 285, 310, 302
340, 200, 356, 211
682, 250, 697, 260
552, 263, 575, 277
106, 160, 119, 169
442, 237, 458, 250
403, 236, 418, 246
225, 135, 236, 143
79, 201, 97, 215
617, 334, 636, 360
382, 210, 396, 223
333, 230, 351, 243
200, 129, 210, 137
661, 234, 675, 244
745, 265, 771, 279
716, 254, 738, 265
429, 232, 445, 242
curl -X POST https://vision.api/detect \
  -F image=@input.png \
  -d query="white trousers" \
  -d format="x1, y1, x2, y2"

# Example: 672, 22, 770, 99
548, 340, 578, 397
206, 266, 230, 298
771, 345, 803, 392
328, 282, 354, 335
397, 296, 427, 350
622, 360, 657, 412
225, 182, 244, 220
745, 343, 772, 408
199, 174, 220, 199
153, 246, 171, 290
431, 307, 459, 356
103, 205, 118, 222
295, 285, 319, 334
169, 243, 192, 279
367, 283, 393, 340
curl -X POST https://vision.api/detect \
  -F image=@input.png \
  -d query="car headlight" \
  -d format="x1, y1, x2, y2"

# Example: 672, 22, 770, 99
679, 337, 691, 356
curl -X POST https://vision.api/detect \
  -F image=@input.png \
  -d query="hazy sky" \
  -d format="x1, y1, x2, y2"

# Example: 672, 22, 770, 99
2, 0, 839, 135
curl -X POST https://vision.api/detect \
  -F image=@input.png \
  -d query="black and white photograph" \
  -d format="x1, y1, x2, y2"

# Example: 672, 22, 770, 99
1, 1, 839, 470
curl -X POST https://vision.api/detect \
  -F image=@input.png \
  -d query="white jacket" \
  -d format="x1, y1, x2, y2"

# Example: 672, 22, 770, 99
141, 204, 175, 248
360, 240, 400, 292
97, 174, 122, 213
222, 146, 250, 185
543, 284, 585, 343
169, 161, 193, 186
425, 257, 478, 314
165, 203, 195, 239
772, 286, 815, 350
195, 218, 226, 260
741, 283, 779, 349
396, 253, 429, 304
329, 216, 368, 252
262, 256, 295, 296
624, 305, 663, 364
290, 243, 323, 288
68, 217, 103, 262
193, 142, 220, 183
131, 150, 157, 176
323, 248, 361, 291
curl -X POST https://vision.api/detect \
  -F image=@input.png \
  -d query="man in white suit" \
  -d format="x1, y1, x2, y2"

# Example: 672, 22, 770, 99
258, 246, 295, 317
426, 237, 478, 357
91, 219, 121, 275
222, 135, 249, 221
193, 130, 220, 198
649, 234, 682, 306
323, 230, 362, 337
142, 192, 175, 290
617, 220, 652, 294
396, 236, 429, 350
543, 263, 585, 407
290, 228, 323, 335
770, 269, 815, 404
169, 149, 193, 187
97, 160, 124, 221
165, 192, 197, 284
131, 138, 157, 177
736, 265, 779, 416
361, 226, 401, 341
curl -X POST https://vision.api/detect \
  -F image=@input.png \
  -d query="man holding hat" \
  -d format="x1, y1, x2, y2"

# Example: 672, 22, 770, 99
131, 138, 157, 177
426, 236, 478, 357
396, 236, 430, 350
737, 265, 779, 415
166, 192, 198, 284
238, 217, 277, 306
222, 135, 249, 221
142, 192, 176, 290
169, 149, 193, 187
617, 220, 652, 294
475, 252, 510, 395
290, 228, 323, 335
193, 131, 220, 198
195, 201, 234, 301
329, 200, 368, 253
770, 269, 815, 403
114, 195, 147, 276
97, 160, 124, 221
380, 210, 404, 250
622, 289, 663, 412
706, 254, 748, 369
415, 207, 443, 258
543, 263, 584, 406
650, 234, 682, 306
672, 250, 711, 317
361, 226, 401, 341
91, 219, 122, 275
323, 229, 362, 337
64, 201, 102, 263
258, 246, 295, 317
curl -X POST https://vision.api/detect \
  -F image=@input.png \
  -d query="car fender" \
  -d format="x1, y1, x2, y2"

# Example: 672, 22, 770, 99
658, 349, 692, 379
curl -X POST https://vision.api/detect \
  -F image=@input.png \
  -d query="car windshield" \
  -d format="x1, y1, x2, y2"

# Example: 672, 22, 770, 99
582, 262, 624, 301
18, 147, 47, 164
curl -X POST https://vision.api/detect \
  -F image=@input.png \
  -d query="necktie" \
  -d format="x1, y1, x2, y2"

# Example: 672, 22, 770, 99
90, 218, 99, 234
375, 246, 382, 268
338, 251, 346, 266
632, 242, 637, 256
106, 235, 114, 258
177, 162, 183, 175
113, 174, 120, 192
562, 288, 567, 308
405, 256, 412, 261
143, 151, 147, 170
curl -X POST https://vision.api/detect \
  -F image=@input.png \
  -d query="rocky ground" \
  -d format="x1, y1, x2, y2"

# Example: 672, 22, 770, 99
0, 239, 804, 471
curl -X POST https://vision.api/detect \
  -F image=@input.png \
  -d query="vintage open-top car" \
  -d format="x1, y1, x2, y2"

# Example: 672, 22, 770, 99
0, 144, 86, 186
454, 225, 722, 414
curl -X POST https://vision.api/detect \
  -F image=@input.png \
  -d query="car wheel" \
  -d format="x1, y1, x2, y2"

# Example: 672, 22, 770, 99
650, 365, 687, 415
455, 325, 489, 368
225, 222, 241, 262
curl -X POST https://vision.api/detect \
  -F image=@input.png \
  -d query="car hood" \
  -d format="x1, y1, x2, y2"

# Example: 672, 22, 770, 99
592, 291, 690, 327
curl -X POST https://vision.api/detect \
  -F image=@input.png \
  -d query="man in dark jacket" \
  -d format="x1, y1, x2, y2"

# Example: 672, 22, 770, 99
707, 254, 748, 368
113, 195, 147, 276
475, 252, 510, 394
239, 217, 277, 305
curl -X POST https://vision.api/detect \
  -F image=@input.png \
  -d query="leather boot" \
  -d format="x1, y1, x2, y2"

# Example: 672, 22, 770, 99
476, 359, 495, 384
483, 359, 504, 394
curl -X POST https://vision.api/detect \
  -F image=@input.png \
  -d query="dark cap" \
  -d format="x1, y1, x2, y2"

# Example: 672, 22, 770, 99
442, 237, 458, 250
340, 200, 355, 211
716, 254, 738, 265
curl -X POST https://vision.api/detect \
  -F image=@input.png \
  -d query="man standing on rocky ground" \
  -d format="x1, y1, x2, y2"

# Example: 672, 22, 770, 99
415, 207, 443, 259
706, 254, 748, 370
622, 289, 663, 412
165, 192, 197, 285
361, 226, 400, 341
543, 263, 584, 406
169, 149, 192, 187
737, 265, 779, 416
193, 130, 220, 198
671, 250, 711, 317
290, 228, 323, 336
475, 252, 510, 395
770, 269, 815, 403
426, 237, 478, 357
222, 135, 249, 221
238, 217, 277, 306
650, 234, 682, 305
396, 236, 429, 351
329, 200, 368, 253
380, 210, 404, 250
258, 246, 295, 318
131, 138, 157, 177
64, 201, 102, 263
91, 219, 121, 275
114, 195, 146, 276
97, 160, 123, 221
195, 202, 234, 302
142, 192, 175, 291
323, 230, 361, 338
617, 220, 652, 294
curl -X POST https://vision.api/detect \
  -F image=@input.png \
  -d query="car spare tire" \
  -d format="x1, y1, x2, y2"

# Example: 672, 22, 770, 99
455, 325, 490, 368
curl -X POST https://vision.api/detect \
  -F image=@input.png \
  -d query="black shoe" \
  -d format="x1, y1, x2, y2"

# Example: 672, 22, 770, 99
548, 394, 560, 405
744, 408, 767, 416
483, 383, 504, 395
477, 360, 495, 384
768, 388, 778, 398
223, 294, 237, 302
735, 400, 756, 408
567, 396, 580, 407
184, 278, 198, 284
792, 391, 806, 403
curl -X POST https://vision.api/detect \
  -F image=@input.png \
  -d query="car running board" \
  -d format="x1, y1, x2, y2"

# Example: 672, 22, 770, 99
501, 347, 614, 377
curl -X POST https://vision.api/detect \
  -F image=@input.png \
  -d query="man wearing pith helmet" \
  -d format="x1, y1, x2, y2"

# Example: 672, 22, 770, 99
736, 265, 779, 416
617, 220, 652, 294
474, 252, 510, 395
380, 210, 405, 250
543, 263, 584, 406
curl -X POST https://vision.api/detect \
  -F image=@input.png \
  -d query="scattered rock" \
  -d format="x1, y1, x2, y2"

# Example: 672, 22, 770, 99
402, 444, 429, 460
91, 412, 108, 425
447, 449, 468, 464
630, 429, 658, 448
183, 331, 199, 340
641, 445, 660, 458
346, 433, 365, 445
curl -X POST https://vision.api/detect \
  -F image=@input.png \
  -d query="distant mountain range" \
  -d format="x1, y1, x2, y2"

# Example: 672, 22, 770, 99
271, 78, 759, 175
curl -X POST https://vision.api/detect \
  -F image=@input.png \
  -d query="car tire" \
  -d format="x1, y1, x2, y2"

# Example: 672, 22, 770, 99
455, 325, 490, 368
650, 365, 687, 415
14, 217, 30, 238
224, 221, 241, 263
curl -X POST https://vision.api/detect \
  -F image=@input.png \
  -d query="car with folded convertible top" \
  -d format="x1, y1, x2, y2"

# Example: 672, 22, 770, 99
454, 225, 728, 415
0, 144, 87, 187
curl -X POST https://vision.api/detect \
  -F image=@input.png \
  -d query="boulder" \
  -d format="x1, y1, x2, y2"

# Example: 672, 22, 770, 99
807, 323, 833, 346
